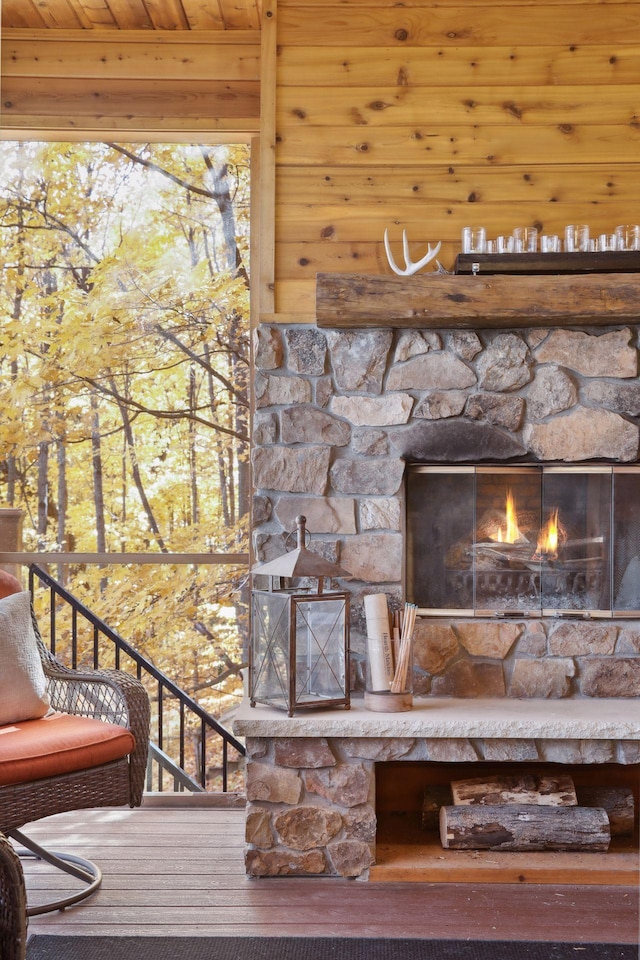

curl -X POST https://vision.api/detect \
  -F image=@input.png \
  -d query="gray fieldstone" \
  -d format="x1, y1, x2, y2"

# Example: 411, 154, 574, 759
280, 405, 350, 446
305, 762, 372, 807
245, 848, 327, 877
252, 446, 331, 495
414, 391, 467, 420
534, 327, 637, 378
509, 659, 575, 698
327, 839, 373, 878
392, 420, 526, 462
387, 352, 476, 391
541, 740, 616, 764
477, 333, 532, 392
431, 660, 506, 697
251, 494, 272, 525
342, 806, 377, 843
273, 738, 337, 769
517, 622, 547, 657
274, 806, 342, 850
341, 737, 415, 761
340, 532, 403, 583
394, 329, 441, 362
413, 621, 459, 675
456, 621, 522, 659
245, 762, 303, 804
424, 738, 479, 762
330, 457, 405, 496
245, 809, 274, 848
315, 376, 333, 409
480, 739, 540, 762
523, 406, 639, 462
359, 497, 401, 531
245, 738, 269, 760
618, 626, 640, 653
254, 372, 311, 408
327, 329, 392, 393
580, 658, 640, 697
330, 393, 413, 426
274, 496, 357, 536
254, 326, 283, 370
351, 429, 389, 456
448, 330, 483, 361
526, 366, 578, 420
465, 393, 525, 431
582, 380, 640, 415
253, 411, 278, 445
548, 622, 617, 656
285, 327, 327, 376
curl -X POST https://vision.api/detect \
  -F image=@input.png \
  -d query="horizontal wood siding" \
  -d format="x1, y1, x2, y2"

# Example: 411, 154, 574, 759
264, 0, 640, 320
1, 29, 261, 136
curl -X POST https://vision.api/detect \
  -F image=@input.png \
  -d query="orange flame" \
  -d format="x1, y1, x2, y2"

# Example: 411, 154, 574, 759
494, 489, 522, 543
537, 508, 559, 558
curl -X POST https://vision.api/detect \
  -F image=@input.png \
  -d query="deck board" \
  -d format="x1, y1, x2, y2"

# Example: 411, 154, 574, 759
21, 803, 640, 943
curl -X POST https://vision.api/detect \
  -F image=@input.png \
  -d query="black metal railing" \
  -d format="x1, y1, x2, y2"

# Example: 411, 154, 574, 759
28, 563, 246, 793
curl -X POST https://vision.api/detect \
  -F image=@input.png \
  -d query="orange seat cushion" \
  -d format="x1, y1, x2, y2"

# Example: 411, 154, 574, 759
0, 712, 136, 786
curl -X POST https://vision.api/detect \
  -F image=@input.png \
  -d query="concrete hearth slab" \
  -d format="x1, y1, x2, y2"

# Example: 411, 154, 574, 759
233, 697, 640, 741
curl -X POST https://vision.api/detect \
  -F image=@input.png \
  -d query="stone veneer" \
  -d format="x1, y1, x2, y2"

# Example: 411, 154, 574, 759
236, 701, 640, 878
252, 323, 640, 699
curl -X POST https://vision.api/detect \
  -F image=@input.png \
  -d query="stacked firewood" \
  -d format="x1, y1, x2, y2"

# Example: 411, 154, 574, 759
421, 775, 635, 852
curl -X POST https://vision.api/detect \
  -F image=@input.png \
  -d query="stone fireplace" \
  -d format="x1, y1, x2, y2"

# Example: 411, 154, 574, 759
243, 317, 640, 878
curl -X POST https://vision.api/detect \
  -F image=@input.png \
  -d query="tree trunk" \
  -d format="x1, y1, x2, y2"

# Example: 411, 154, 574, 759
451, 774, 578, 807
576, 786, 636, 837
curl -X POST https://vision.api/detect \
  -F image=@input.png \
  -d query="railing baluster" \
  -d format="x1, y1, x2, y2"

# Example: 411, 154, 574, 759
28, 563, 245, 794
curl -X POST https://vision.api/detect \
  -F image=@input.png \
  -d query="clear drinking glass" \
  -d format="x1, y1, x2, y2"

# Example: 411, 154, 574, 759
461, 226, 486, 253
597, 233, 618, 252
496, 235, 514, 254
564, 224, 590, 252
540, 234, 561, 253
512, 226, 538, 253
614, 225, 640, 251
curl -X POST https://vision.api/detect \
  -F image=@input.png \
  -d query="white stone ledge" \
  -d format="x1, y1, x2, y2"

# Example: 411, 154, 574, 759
233, 697, 640, 741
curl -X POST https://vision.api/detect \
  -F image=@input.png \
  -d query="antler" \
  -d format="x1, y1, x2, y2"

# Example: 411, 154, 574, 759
383, 229, 442, 276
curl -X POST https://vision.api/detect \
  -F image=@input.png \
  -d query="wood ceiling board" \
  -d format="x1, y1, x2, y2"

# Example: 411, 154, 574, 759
181, 0, 226, 29
1, 1, 48, 28
25, 0, 87, 28
141, 0, 191, 29
104, 0, 154, 28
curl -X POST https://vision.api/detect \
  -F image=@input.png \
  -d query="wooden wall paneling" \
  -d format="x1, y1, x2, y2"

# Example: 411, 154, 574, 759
277, 4, 640, 47
96, 0, 154, 30
278, 44, 640, 88
181, 0, 226, 29
269, 0, 640, 318
0, 29, 261, 135
3, 31, 261, 81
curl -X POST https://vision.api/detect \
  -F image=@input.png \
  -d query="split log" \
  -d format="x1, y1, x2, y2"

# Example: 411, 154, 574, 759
450, 774, 577, 807
439, 804, 610, 852
576, 786, 636, 837
421, 785, 453, 831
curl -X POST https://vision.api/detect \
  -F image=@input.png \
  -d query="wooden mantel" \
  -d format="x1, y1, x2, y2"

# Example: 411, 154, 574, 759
315, 271, 640, 329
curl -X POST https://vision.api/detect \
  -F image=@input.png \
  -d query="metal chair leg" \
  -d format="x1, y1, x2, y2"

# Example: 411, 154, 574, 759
6, 828, 102, 917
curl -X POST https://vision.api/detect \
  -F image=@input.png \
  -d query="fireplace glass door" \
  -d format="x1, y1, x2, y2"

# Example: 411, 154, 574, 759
406, 465, 640, 617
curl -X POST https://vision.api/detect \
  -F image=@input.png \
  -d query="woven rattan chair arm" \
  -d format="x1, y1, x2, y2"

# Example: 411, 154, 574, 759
0, 834, 27, 959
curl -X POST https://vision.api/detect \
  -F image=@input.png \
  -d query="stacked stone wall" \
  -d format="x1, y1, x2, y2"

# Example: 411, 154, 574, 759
252, 323, 640, 699
244, 735, 640, 877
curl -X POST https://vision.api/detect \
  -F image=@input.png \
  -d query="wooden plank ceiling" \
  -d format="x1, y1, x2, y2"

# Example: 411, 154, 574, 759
1, 0, 261, 31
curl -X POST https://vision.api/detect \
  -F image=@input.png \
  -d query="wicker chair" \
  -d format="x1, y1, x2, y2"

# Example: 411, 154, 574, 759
0, 834, 27, 960
0, 608, 150, 917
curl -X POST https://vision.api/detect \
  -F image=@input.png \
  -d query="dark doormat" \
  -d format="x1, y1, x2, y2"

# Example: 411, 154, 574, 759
25, 936, 637, 960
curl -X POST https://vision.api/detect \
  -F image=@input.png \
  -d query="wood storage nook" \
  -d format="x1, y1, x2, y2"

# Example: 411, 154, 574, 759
374, 760, 640, 884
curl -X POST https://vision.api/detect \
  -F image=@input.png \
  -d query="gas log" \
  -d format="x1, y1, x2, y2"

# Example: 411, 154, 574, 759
439, 804, 611, 852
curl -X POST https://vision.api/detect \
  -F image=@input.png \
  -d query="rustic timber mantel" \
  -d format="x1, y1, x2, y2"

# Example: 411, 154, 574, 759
315, 271, 640, 329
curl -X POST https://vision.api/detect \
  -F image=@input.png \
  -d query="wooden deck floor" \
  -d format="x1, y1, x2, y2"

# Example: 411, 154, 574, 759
22, 800, 640, 943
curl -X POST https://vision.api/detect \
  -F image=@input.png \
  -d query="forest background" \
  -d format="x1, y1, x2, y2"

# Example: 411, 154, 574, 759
0, 141, 250, 785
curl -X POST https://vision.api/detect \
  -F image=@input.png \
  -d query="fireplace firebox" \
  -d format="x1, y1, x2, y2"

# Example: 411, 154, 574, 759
406, 464, 640, 618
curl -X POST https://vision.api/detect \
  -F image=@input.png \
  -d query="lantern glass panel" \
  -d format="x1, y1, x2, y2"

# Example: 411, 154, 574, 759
293, 596, 347, 707
250, 590, 292, 709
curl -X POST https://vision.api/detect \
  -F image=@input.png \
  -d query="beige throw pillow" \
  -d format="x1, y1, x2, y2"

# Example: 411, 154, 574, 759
0, 591, 50, 725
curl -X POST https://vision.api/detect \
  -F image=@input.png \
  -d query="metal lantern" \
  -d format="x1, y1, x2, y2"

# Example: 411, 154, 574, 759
249, 515, 351, 716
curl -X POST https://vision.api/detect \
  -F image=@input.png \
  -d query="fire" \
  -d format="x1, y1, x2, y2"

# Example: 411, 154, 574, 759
495, 489, 522, 544
537, 508, 559, 558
